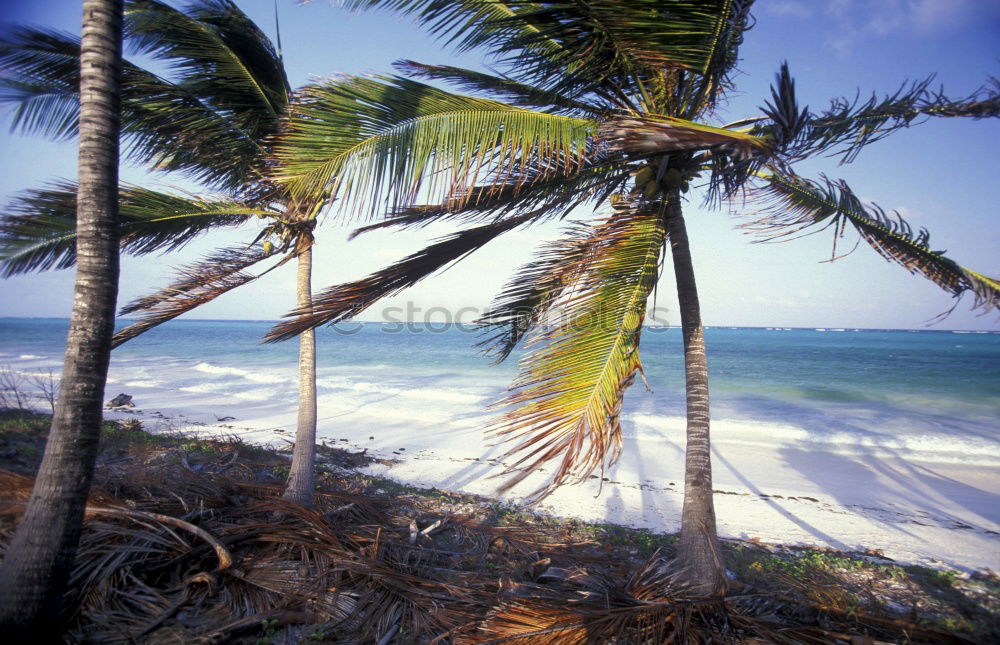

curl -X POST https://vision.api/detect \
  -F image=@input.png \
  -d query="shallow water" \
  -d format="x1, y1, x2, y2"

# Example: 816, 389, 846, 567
1, 317, 997, 467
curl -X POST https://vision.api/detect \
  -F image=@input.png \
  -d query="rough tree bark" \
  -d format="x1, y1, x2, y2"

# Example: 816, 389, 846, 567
664, 189, 727, 598
0, 0, 124, 636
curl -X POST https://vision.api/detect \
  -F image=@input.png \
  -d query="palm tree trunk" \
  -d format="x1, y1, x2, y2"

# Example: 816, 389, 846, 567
282, 238, 317, 506
0, 0, 124, 635
663, 189, 727, 598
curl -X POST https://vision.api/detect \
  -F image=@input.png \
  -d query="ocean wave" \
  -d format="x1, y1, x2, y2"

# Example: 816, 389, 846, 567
232, 389, 276, 402
125, 380, 160, 388
194, 361, 289, 384
18, 354, 44, 359
400, 387, 487, 404
317, 377, 487, 405
179, 383, 225, 394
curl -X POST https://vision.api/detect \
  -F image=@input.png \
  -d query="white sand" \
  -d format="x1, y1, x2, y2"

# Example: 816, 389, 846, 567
106, 383, 1000, 574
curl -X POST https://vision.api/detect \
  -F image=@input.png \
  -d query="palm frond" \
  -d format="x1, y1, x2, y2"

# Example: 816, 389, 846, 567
0, 181, 271, 277
275, 75, 593, 214
473, 561, 688, 644
348, 1, 754, 103
771, 75, 1000, 163
345, 0, 566, 61
350, 156, 629, 237
265, 213, 535, 343
758, 62, 811, 152
113, 244, 282, 347
489, 202, 665, 501
690, 0, 756, 112
394, 59, 600, 114
0, 26, 87, 139
0, 24, 269, 190
125, 0, 289, 129
747, 172, 1000, 314
601, 113, 769, 159
476, 223, 597, 363
700, 62, 809, 202
0, 80, 79, 141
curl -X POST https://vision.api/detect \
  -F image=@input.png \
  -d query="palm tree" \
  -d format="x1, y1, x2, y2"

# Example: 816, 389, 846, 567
265, 0, 1000, 597
0, 0, 125, 634
0, 0, 325, 505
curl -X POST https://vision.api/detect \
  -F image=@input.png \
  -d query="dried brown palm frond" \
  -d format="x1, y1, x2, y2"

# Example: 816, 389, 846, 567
469, 551, 922, 645
470, 545, 975, 644
1, 462, 978, 643
265, 212, 537, 343
112, 244, 286, 347
3, 454, 492, 640
0, 469, 119, 513
601, 114, 769, 160
746, 171, 1000, 317
222, 498, 489, 641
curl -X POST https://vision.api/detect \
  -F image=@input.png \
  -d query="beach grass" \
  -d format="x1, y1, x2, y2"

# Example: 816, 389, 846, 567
0, 408, 996, 642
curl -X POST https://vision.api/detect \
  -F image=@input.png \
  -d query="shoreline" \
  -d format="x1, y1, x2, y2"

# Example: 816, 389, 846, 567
106, 401, 1000, 573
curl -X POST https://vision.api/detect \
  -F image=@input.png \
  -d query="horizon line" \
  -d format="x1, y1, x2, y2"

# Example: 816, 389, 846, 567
1, 316, 997, 334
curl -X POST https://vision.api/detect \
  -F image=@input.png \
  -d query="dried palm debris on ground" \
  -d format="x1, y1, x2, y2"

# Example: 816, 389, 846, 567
0, 409, 996, 643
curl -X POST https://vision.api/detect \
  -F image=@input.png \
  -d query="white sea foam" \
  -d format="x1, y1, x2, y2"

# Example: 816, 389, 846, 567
232, 389, 275, 402
18, 354, 44, 359
125, 380, 160, 388
399, 387, 486, 405
180, 383, 225, 394
317, 377, 487, 405
194, 361, 289, 384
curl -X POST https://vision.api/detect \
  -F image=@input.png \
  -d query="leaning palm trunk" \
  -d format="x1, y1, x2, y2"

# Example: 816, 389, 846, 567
664, 190, 726, 597
0, 0, 124, 634
283, 237, 318, 506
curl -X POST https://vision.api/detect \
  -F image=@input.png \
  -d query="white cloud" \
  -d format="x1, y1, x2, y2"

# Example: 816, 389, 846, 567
818, 0, 1000, 58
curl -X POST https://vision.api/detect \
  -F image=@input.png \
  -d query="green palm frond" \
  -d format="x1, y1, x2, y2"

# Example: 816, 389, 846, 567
0, 181, 273, 277
265, 213, 536, 343
490, 202, 665, 501
0, 26, 90, 139
766, 75, 1000, 163
350, 157, 629, 237
0, 25, 269, 190
348, 1, 753, 103
394, 60, 601, 114
757, 62, 811, 152
125, 0, 289, 129
476, 222, 596, 363
747, 172, 1000, 314
275, 75, 594, 213
345, 1, 565, 60
690, 0, 755, 112
113, 244, 283, 347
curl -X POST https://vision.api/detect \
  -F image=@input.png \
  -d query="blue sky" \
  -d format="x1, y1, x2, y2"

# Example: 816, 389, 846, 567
1, 0, 998, 330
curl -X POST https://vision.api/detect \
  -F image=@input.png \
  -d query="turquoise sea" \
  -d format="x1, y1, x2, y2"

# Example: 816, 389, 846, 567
1, 317, 998, 467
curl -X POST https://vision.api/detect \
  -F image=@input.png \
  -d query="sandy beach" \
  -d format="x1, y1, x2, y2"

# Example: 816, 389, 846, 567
104, 384, 1000, 574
